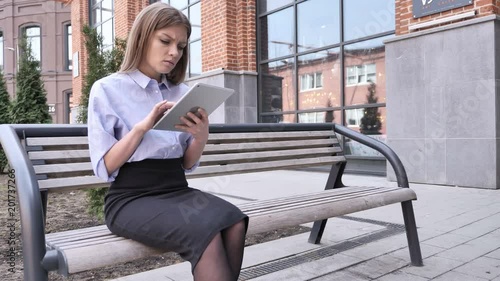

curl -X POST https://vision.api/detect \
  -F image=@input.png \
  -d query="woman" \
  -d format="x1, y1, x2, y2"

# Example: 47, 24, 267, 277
87, 3, 248, 281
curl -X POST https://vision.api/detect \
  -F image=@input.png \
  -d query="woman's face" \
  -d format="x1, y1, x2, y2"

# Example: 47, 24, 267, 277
139, 24, 188, 81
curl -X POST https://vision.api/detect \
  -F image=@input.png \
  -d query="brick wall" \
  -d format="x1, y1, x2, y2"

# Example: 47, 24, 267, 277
115, 0, 149, 40
396, 0, 500, 35
201, 0, 256, 72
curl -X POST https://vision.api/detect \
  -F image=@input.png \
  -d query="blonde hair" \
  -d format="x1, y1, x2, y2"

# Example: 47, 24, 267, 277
120, 2, 191, 84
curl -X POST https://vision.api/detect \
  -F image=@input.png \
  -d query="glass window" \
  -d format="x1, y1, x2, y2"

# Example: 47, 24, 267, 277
344, 106, 386, 156
298, 48, 340, 110
23, 26, 41, 64
91, 0, 114, 50
189, 40, 202, 76
158, 0, 201, 78
258, 0, 293, 13
297, 0, 339, 52
189, 2, 201, 40
0, 31, 3, 71
344, 0, 395, 41
101, 0, 113, 21
257, 0, 393, 160
166, 0, 188, 10
260, 7, 294, 60
344, 36, 390, 106
260, 58, 296, 114
65, 24, 72, 71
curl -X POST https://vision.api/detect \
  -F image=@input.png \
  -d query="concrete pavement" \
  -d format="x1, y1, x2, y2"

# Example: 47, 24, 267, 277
111, 170, 500, 281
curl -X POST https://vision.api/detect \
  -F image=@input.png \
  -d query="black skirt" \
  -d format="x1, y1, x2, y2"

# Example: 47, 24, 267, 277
104, 158, 248, 271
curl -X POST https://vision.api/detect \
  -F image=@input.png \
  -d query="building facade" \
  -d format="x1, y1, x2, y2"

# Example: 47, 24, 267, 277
0, 0, 73, 123
67, 0, 500, 189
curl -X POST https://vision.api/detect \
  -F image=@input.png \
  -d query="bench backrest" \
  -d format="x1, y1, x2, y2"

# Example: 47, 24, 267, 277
24, 125, 345, 192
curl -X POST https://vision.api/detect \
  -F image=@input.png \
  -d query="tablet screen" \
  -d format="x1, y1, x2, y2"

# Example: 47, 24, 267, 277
153, 83, 235, 131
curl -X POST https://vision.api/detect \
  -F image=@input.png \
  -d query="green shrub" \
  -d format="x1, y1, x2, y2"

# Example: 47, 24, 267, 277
79, 25, 126, 220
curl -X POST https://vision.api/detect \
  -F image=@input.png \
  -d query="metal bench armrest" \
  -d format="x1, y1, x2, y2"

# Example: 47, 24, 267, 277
0, 124, 48, 280
333, 124, 409, 188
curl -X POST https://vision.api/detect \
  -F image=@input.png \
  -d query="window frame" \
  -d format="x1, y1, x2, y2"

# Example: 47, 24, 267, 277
346, 63, 376, 86
0, 30, 4, 71
151, 0, 202, 78
20, 24, 42, 67
299, 72, 323, 91
64, 23, 72, 71
89, 0, 115, 51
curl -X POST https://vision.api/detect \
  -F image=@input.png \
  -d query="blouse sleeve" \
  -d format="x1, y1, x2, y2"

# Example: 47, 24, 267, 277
181, 134, 200, 173
87, 81, 120, 182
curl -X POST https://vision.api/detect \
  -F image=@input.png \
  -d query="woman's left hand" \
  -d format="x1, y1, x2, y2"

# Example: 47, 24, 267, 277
175, 107, 209, 142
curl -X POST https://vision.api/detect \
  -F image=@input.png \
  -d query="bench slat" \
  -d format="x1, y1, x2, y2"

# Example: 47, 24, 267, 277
47, 186, 416, 274
46, 225, 109, 240
204, 138, 338, 153
29, 150, 90, 160
38, 176, 108, 191
26, 136, 89, 146
26, 131, 335, 147
207, 131, 334, 142
34, 162, 93, 174
201, 147, 341, 164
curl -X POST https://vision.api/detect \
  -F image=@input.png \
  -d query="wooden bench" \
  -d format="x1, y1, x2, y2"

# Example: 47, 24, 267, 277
0, 123, 422, 280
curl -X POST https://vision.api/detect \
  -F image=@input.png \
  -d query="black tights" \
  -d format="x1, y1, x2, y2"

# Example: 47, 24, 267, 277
193, 219, 246, 281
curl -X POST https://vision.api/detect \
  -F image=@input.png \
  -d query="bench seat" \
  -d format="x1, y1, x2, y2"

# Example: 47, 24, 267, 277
46, 185, 416, 275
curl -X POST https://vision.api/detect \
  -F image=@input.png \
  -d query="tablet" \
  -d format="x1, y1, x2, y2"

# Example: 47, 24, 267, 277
153, 82, 235, 131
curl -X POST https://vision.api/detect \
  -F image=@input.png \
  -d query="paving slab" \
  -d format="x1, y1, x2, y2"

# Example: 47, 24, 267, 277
346, 254, 409, 279
485, 248, 500, 260
422, 232, 473, 249
400, 256, 465, 279
388, 243, 445, 260
432, 271, 489, 281
375, 270, 429, 281
452, 256, 500, 280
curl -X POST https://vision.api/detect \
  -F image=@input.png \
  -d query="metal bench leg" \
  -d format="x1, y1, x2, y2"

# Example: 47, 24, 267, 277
308, 219, 328, 244
308, 161, 346, 244
401, 201, 423, 266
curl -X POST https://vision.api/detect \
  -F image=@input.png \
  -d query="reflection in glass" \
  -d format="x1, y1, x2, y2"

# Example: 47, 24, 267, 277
297, 0, 339, 52
262, 113, 296, 124
298, 110, 340, 123
344, 0, 395, 41
91, 5, 101, 25
66, 25, 72, 70
261, 58, 296, 117
344, 107, 386, 156
0, 31, 3, 70
258, 0, 293, 13
190, 2, 201, 40
24, 26, 41, 63
344, 36, 390, 106
168, 0, 188, 10
189, 40, 202, 76
260, 7, 294, 60
101, 0, 113, 22
298, 48, 340, 111
101, 20, 114, 48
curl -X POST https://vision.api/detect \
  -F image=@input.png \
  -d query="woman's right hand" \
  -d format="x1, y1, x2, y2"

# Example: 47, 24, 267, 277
134, 100, 175, 133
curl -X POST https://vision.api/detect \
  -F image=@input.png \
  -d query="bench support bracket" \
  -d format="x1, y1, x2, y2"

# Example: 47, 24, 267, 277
308, 161, 346, 244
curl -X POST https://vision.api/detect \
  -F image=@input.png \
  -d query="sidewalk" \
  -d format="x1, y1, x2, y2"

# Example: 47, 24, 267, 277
111, 170, 500, 281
